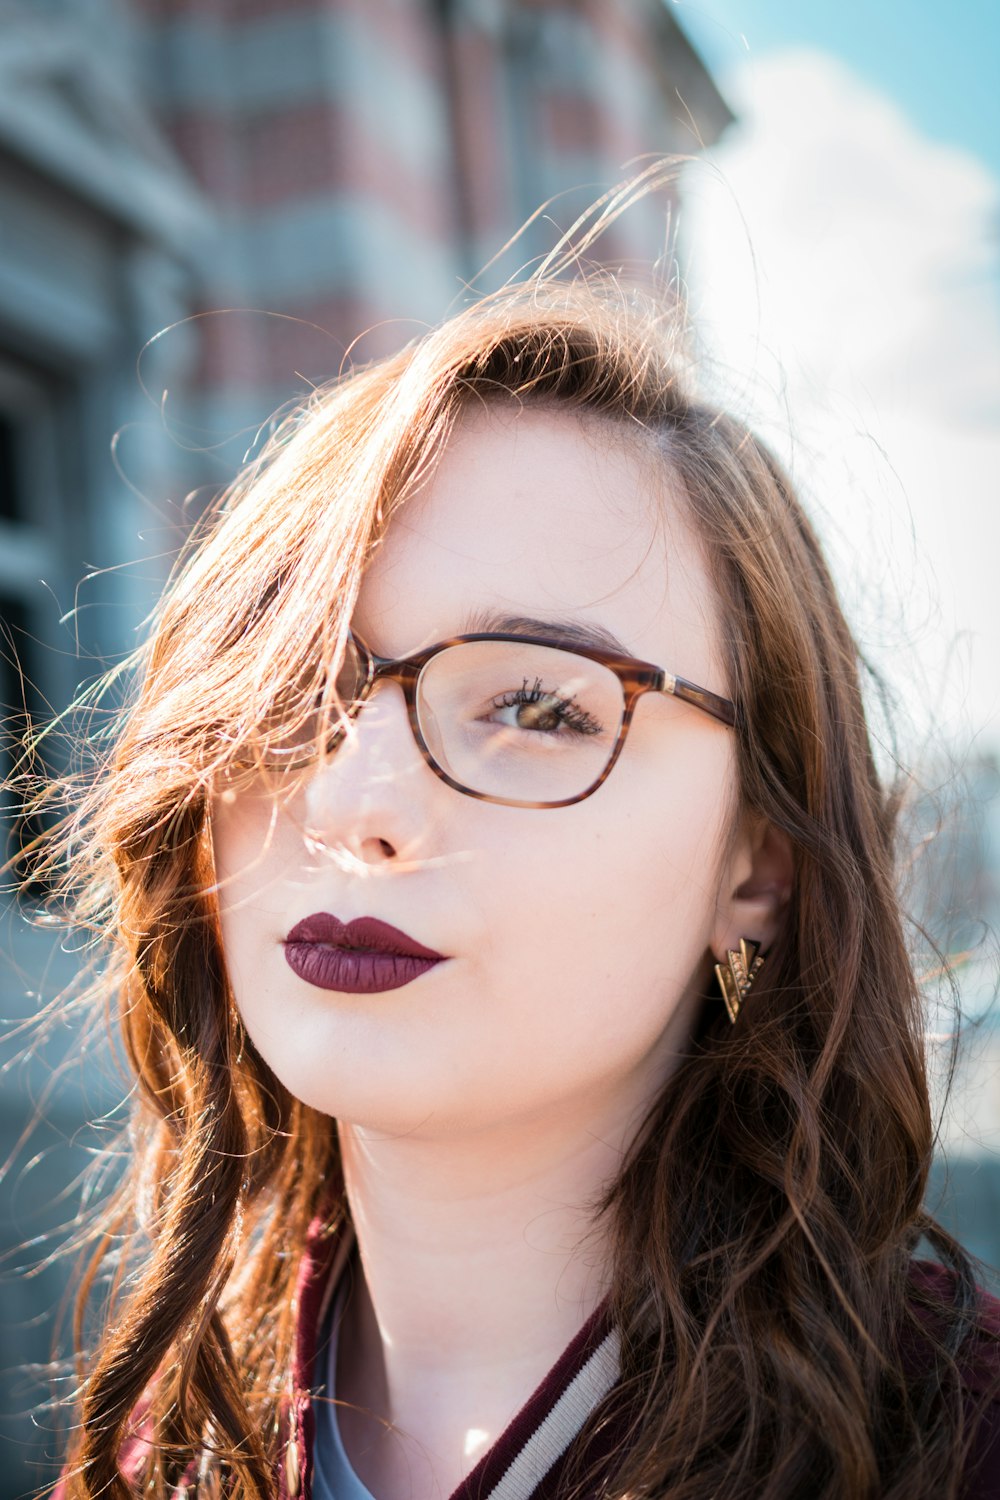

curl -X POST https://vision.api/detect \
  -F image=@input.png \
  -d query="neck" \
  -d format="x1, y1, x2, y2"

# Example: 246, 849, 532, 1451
333, 1090, 641, 1500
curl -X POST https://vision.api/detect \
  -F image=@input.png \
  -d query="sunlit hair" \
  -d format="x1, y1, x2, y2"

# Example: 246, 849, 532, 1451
15, 180, 1000, 1498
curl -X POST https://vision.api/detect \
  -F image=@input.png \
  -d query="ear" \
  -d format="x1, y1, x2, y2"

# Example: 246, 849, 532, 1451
712, 814, 794, 962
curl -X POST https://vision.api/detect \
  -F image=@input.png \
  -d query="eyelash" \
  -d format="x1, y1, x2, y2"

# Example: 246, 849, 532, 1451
492, 678, 604, 736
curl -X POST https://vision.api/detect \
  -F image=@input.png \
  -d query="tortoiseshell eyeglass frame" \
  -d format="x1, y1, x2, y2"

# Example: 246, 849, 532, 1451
296, 627, 737, 811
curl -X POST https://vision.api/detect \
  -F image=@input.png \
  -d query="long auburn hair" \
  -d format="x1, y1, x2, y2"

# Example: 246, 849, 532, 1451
15, 202, 1000, 1499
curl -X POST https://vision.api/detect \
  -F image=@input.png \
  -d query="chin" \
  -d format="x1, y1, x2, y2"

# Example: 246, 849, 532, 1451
259, 1052, 453, 1133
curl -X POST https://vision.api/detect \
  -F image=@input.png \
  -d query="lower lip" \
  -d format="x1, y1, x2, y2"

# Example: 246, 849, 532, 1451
283, 943, 445, 993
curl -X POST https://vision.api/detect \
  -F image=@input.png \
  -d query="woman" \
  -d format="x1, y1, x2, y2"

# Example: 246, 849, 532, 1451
35, 259, 1000, 1499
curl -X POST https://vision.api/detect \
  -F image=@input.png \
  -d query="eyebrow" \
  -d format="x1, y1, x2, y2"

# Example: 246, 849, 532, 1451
462, 607, 633, 658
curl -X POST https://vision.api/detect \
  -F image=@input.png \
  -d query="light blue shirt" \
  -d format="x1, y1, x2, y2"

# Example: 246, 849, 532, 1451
312, 1277, 379, 1500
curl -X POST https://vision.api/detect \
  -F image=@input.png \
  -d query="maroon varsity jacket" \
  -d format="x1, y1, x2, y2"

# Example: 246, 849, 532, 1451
51, 1207, 1000, 1500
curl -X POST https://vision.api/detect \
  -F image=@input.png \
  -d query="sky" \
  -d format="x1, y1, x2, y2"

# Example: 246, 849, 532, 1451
676, 0, 1000, 179
668, 1, 1000, 763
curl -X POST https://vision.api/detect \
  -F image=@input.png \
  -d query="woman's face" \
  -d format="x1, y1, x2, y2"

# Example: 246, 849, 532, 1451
212, 406, 747, 1140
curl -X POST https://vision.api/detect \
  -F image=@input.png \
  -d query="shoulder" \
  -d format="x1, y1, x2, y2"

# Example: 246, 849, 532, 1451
904, 1259, 1000, 1500
905, 1259, 1000, 1393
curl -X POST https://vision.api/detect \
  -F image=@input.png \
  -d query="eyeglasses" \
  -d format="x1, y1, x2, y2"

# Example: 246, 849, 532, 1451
261, 628, 736, 810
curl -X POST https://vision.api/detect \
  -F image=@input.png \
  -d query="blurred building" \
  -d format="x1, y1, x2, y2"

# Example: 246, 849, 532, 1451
917, 752, 1000, 1288
0, 0, 732, 1491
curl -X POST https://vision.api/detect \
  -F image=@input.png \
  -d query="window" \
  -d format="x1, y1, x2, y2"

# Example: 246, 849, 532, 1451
0, 358, 75, 896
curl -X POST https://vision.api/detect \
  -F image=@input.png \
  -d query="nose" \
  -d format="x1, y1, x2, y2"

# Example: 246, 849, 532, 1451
301, 680, 434, 865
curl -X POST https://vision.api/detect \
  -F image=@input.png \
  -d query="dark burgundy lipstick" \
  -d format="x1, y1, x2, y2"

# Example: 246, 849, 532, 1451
283, 912, 446, 993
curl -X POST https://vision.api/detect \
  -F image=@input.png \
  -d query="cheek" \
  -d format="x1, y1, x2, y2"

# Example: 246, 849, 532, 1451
467, 747, 733, 1079
209, 791, 303, 984
211, 782, 312, 895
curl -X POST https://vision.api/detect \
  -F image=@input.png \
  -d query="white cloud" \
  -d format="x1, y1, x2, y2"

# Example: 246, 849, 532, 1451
680, 48, 1000, 750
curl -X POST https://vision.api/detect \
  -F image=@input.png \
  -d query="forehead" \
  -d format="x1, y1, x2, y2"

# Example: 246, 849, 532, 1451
353, 405, 723, 682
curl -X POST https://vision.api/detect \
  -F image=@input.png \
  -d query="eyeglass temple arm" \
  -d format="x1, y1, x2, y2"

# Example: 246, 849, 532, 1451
661, 673, 737, 728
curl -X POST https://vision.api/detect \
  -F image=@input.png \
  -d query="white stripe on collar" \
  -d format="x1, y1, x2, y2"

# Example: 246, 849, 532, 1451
485, 1327, 622, 1500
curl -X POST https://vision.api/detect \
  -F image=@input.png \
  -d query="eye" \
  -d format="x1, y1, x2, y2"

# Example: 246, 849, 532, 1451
488, 679, 603, 737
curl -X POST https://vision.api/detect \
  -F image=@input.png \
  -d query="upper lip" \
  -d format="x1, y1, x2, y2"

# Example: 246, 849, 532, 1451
284, 912, 446, 960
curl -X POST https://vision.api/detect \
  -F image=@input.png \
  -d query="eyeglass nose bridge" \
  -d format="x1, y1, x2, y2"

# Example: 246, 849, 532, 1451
341, 633, 434, 760
349, 635, 422, 708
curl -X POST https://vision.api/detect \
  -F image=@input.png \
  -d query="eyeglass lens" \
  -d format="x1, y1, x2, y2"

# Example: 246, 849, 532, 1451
419, 640, 624, 802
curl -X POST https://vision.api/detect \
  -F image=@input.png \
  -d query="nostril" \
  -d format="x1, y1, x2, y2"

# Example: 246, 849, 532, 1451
378, 838, 394, 857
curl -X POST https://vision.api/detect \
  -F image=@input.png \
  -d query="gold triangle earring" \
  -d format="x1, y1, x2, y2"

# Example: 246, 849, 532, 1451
715, 939, 765, 1024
